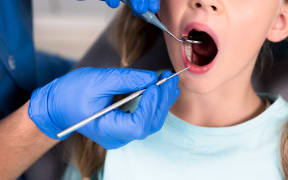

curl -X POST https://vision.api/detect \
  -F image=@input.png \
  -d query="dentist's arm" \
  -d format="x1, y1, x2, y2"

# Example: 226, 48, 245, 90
0, 68, 179, 179
0, 102, 59, 180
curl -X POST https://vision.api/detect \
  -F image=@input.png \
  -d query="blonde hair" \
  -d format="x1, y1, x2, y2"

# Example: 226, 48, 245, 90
117, 6, 160, 67
72, 5, 288, 179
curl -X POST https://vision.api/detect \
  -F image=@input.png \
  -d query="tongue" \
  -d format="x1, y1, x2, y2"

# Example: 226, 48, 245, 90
192, 52, 213, 66
190, 41, 216, 66
192, 38, 216, 57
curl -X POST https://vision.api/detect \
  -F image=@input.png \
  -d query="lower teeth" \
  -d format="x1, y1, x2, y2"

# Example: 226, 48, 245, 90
184, 44, 194, 64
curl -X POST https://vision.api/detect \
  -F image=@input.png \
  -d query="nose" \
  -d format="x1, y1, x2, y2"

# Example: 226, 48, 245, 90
190, 0, 224, 14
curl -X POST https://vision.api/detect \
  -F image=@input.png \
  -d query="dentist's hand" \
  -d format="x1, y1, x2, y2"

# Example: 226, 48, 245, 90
28, 68, 179, 149
103, 0, 160, 14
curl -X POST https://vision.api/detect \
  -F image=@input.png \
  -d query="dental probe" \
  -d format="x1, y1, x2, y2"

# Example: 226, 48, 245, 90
120, 0, 201, 45
57, 66, 191, 138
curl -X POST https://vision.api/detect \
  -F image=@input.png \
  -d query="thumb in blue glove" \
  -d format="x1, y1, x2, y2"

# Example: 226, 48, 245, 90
28, 68, 179, 149
103, 0, 160, 14
94, 71, 179, 149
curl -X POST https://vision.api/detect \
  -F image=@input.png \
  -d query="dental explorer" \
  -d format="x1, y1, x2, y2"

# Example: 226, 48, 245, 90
57, 66, 191, 138
120, 0, 201, 45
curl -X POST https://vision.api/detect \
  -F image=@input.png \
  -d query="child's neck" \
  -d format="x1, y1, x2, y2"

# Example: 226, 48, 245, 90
170, 80, 266, 128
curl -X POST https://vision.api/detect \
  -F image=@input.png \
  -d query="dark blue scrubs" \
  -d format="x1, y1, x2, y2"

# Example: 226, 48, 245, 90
0, 1, 36, 118
0, 1, 74, 179
0, 0, 74, 117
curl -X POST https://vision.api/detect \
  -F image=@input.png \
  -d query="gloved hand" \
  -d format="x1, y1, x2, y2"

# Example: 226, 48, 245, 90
28, 68, 179, 149
103, 0, 160, 14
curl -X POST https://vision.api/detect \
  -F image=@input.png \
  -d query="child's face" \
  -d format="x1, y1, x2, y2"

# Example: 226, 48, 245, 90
158, 0, 287, 94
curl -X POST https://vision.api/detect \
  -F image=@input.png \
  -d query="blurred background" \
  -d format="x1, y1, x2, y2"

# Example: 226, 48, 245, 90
33, 0, 118, 61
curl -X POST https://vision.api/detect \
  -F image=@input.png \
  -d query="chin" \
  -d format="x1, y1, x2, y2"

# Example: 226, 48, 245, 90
178, 73, 220, 95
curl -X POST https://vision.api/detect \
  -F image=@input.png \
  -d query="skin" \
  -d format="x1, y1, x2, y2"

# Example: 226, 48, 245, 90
158, 0, 288, 127
0, 102, 59, 179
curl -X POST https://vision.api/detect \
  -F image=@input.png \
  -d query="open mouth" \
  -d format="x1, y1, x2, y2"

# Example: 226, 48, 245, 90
185, 30, 218, 65
182, 25, 219, 74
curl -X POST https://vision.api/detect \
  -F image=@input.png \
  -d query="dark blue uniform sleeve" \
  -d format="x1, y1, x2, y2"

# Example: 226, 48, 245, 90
0, 1, 36, 119
0, 0, 37, 91
0, 1, 75, 119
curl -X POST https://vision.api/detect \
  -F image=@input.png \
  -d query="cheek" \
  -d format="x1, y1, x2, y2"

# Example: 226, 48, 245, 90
226, 0, 279, 50
217, 1, 279, 78
158, 1, 174, 24
221, 6, 275, 72
158, 0, 186, 33
163, 32, 184, 72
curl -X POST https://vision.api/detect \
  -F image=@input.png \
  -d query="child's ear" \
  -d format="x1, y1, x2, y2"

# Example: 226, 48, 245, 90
267, 3, 288, 42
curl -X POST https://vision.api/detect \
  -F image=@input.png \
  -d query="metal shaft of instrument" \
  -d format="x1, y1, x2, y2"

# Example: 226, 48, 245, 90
165, 30, 201, 44
57, 66, 191, 138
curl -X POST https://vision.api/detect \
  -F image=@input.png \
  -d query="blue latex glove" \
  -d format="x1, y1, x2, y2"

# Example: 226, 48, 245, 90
103, 0, 160, 14
28, 68, 179, 149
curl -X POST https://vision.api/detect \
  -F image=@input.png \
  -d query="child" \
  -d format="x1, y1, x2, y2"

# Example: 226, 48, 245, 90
64, 0, 288, 179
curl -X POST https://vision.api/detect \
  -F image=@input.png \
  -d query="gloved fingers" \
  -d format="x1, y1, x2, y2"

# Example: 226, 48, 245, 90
152, 87, 180, 133
102, 68, 158, 94
95, 134, 131, 149
131, 9, 141, 17
87, 85, 159, 142
128, 85, 160, 139
60, 67, 157, 96
77, 110, 132, 148
159, 71, 180, 108
150, 71, 180, 133
102, 139, 131, 149
148, 0, 160, 13
95, 109, 130, 139
130, 0, 148, 14
104, 0, 120, 8
80, 126, 131, 149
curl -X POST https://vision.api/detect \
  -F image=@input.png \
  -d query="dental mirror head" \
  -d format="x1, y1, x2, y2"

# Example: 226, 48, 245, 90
165, 30, 201, 44
181, 38, 202, 44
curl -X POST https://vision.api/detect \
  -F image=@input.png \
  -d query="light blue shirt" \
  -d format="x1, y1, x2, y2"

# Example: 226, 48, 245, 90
63, 95, 288, 179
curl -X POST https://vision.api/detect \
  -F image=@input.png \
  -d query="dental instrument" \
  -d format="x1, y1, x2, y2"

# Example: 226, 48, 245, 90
120, 0, 201, 45
57, 66, 191, 138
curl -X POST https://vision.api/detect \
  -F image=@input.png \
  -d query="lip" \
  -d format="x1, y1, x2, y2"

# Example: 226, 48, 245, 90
181, 22, 219, 74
